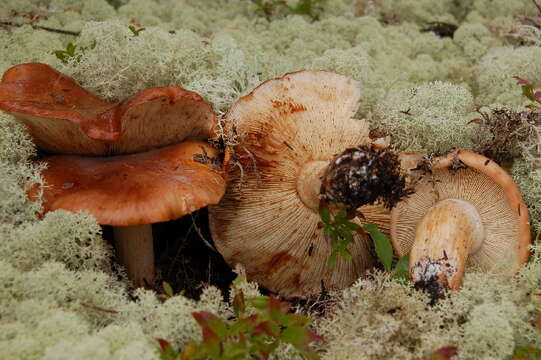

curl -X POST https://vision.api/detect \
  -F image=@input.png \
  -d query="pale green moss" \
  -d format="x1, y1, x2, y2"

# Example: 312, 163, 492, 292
317, 260, 541, 360
372, 81, 482, 152
0, 25, 65, 75
512, 159, 541, 230
0, 1, 540, 358
60, 20, 220, 100
467, 0, 538, 23
310, 46, 383, 114
3, 211, 114, 273
378, 0, 458, 24
476, 46, 541, 106
454, 23, 498, 61
0, 113, 44, 225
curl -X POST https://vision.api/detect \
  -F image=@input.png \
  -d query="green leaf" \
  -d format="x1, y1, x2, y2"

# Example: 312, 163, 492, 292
232, 290, 246, 318
344, 221, 362, 231
201, 326, 221, 359
128, 25, 146, 36
334, 208, 347, 222
364, 223, 393, 271
180, 341, 203, 360
393, 253, 410, 281
326, 251, 337, 268
192, 312, 228, 339
229, 316, 257, 336
338, 247, 353, 260
249, 296, 269, 309
319, 206, 331, 224
162, 281, 174, 298
281, 325, 309, 345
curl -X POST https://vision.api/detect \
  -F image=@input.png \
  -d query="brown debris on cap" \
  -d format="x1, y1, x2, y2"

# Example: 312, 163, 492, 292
36, 140, 226, 226
209, 70, 376, 297
0, 63, 216, 155
391, 149, 531, 291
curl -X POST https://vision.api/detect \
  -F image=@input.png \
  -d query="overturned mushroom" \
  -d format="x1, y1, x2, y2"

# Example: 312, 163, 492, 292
209, 70, 408, 297
31, 141, 226, 287
391, 150, 531, 295
0, 63, 215, 155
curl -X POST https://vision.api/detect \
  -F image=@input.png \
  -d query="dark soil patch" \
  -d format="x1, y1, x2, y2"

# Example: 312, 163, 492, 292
104, 208, 236, 301
153, 208, 236, 300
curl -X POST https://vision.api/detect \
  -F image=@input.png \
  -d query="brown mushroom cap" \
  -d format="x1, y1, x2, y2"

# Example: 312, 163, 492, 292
391, 150, 531, 277
209, 70, 377, 297
0, 63, 216, 155
35, 140, 226, 226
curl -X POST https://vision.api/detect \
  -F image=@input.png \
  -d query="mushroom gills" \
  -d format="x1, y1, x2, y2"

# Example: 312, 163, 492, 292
410, 198, 485, 291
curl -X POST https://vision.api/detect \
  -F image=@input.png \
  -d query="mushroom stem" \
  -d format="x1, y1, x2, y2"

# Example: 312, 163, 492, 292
409, 198, 485, 291
113, 224, 155, 288
297, 160, 328, 211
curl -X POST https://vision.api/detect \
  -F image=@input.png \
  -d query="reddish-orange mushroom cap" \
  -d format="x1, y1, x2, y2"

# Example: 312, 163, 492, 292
0, 63, 216, 155
36, 141, 226, 226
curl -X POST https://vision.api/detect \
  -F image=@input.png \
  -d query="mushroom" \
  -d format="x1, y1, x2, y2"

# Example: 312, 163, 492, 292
390, 150, 531, 294
0, 63, 222, 286
31, 141, 226, 287
0, 63, 215, 155
209, 70, 408, 297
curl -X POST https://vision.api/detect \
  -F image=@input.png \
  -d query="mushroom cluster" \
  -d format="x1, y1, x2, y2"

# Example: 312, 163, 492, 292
1, 63, 226, 287
2, 63, 532, 297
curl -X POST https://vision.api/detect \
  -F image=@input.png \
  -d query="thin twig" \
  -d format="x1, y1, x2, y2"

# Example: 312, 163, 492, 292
81, 302, 119, 314
0, 21, 80, 36
190, 213, 217, 252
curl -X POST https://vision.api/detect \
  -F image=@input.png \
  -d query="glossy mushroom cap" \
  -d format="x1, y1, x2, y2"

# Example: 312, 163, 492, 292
34, 141, 226, 226
209, 70, 377, 297
0, 63, 216, 155
391, 150, 531, 288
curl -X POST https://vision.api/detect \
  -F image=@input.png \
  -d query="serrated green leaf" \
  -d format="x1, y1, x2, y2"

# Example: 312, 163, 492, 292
364, 223, 393, 271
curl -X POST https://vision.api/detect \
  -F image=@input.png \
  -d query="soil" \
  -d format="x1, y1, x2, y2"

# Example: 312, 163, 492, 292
152, 208, 236, 300
104, 208, 236, 301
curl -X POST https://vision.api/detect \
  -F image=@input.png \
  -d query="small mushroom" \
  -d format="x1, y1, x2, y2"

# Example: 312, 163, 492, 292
209, 70, 408, 297
31, 141, 226, 287
0, 63, 215, 155
390, 150, 531, 293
